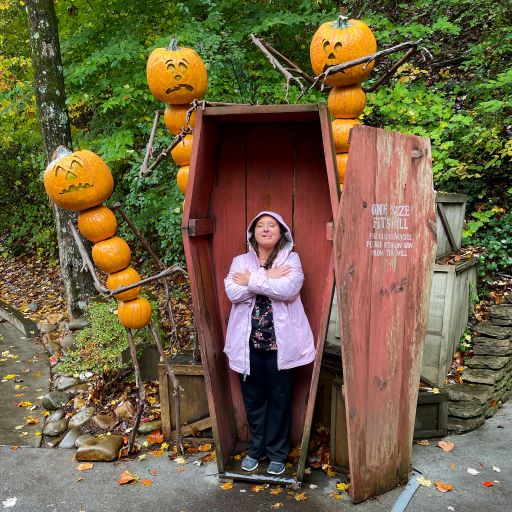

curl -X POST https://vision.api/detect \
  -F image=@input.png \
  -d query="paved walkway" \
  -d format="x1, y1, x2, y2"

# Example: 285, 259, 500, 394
0, 321, 49, 447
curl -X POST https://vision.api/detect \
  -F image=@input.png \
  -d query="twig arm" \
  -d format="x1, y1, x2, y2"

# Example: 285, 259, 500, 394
140, 110, 163, 177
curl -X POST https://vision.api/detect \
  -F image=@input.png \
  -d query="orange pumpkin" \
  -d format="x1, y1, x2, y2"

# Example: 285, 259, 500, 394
77, 205, 118, 243
43, 148, 114, 211
336, 153, 349, 184
332, 119, 361, 153
107, 267, 141, 301
91, 236, 131, 273
117, 296, 152, 329
146, 38, 207, 104
328, 85, 367, 119
310, 15, 376, 87
170, 134, 194, 166
164, 104, 196, 135
177, 165, 189, 194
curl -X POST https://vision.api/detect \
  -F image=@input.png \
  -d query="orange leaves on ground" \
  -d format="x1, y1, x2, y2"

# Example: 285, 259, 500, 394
434, 481, 453, 492
200, 451, 216, 463
329, 492, 344, 500
221, 481, 233, 490
199, 443, 212, 452
149, 449, 164, 457
176, 467, 185, 473
25, 416, 39, 425
140, 479, 153, 486
322, 464, 336, 477
251, 484, 266, 493
270, 486, 283, 496
483, 481, 494, 487
415, 440, 430, 446
437, 441, 455, 452
147, 431, 164, 444
294, 492, 308, 501
77, 463, 94, 472
271, 503, 284, 509
150, 469, 158, 476
117, 470, 138, 485
336, 482, 349, 491
10, 446, 20, 451
14, 401, 32, 408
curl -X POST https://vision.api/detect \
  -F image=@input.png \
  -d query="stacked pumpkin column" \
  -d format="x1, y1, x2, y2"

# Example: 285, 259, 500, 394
310, 12, 377, 189
145, 38, 208, 195
42, 148, 152, 330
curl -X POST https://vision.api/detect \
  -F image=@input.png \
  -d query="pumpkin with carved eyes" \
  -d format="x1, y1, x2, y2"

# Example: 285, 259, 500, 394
146, 38, 208, 104
310, 15, 376, 87
43, 149, 114, 211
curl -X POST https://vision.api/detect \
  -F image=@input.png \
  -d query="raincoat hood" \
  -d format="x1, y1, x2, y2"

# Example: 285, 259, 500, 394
246, 210, 293, 257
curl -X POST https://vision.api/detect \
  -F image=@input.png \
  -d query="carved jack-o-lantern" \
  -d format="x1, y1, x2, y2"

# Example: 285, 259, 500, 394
310, 15, 376, 87
146, 38, 208, 104
43, 148, 114, 211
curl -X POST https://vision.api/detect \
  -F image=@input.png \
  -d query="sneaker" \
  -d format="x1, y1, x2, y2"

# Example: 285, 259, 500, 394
241, 455, 258, 472
267, 461, 286, 475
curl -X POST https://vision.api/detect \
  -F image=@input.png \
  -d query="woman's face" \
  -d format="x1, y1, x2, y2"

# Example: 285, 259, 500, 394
254, 215, 281, 252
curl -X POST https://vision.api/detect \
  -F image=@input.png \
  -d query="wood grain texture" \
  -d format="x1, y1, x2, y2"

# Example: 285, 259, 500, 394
334, 125, 436, 503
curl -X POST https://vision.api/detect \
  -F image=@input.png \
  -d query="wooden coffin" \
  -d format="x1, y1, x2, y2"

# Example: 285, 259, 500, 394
334, 125, 437, 502
181, 104, 339, 484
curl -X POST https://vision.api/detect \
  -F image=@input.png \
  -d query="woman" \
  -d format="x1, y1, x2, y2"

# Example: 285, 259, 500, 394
224, 211, 315, 476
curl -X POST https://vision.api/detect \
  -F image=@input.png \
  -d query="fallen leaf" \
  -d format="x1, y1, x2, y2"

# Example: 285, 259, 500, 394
270, 486, 283, 495
199, 443, 212, 452
14, 401, 32, 408
176, 467, 185, 473
251, 484, 266, 493
416, 439, 430, 446
232, 454, 242, 461
3, 374, 17, 380
493, 466, 501, 473
309, 484, 318, 489
447, 507, 455, 511
140, 479, 153, 486
434, 481, 453, 493
25, 416, 39, 425
161, 442, 169, 450
174, 456, 187, 465
416, 476, 432, 487
147, 431, 164, 444
449, 463, 456, 470
483, 481, 494, 487
200, 451, 216, 463
432, 387, 440, 394
2, 497, 17, 508
150, 469, 158, 476
149, 449, 164, 457
329, 492, 344, 500
271, 503, 284, 509
10, 446, 20, 451
77, 463, 94, 471
138, 454, 147, 461
304, 467, 311, 475
322, 464, 336, 477
336, 482, 349, 491
117, 470, 138, 485
221, 482, 233, 490
76, 477, 83, 482
294, 492, 308, 501
437, 441, 455, 452
467, 468, 480, 475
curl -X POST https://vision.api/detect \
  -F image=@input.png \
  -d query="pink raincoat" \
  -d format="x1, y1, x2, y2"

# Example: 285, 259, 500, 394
224, 211, 315, 376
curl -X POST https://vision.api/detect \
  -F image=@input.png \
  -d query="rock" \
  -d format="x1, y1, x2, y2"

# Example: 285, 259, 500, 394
38, 322, 57, 334
68, 406, 95, 429
502, 390, 512, 403
47, 313, 66, 325
68, 318, 90, 331
75, 435, 124, 462
463, 367, 507, 386
42, 391, 71, 410
91, 414, 118, 431
59, 428, 82, 448
43, 418, 69, 436
474, 322, 511, 339
472, 337, 512, 356
28, 302, 39, 312
448, 401, 488, 419
138, 420, 162, 434
485, 403, 499, 418
73, 396, 87, 411
464, 355, 509, 370
67, 383, 91, 395
114, 401, 135, 421
55, 376, 79, 391
47, 410, 65, 422
60, 334, 75, 352
448, 415, 485, 434
444, 383, 493, 405
75, 434, 95, 448
46, 434, 66, 447
489, 305, 512, 325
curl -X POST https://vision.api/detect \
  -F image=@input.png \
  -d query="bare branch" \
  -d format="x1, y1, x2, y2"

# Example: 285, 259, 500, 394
140, 109, 164, 177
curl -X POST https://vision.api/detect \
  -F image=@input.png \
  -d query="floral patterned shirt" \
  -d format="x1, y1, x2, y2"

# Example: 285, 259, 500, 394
249, 293, 277, 351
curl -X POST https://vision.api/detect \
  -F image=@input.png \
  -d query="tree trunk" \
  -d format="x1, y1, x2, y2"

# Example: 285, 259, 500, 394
26, 0, 95, 318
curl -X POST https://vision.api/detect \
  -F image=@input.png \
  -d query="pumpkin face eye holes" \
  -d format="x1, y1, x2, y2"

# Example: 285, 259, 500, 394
334, 42, 342, 51
65, 170, 78, 180
178, 62, 188, 73
166, 62, 176, 72
322, 40, 330, 51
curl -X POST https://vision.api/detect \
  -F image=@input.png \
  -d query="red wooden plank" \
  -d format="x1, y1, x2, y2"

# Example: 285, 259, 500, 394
334, 125, 436, 502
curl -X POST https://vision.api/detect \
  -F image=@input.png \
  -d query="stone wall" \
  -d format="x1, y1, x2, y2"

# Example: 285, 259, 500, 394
446, 304, 512, 433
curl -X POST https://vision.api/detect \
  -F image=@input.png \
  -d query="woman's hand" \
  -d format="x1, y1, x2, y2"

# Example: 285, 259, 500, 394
267, 265, 291, 279
233, 270, 251, 286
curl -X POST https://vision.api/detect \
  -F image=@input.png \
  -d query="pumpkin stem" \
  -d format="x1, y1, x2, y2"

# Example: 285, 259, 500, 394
333, 4, 350, 28
168, 37, 179, 51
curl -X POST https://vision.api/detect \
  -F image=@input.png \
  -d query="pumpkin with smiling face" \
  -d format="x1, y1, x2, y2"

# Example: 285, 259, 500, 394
310, 14, 376, 87
43, 148, 114, 211
146, 38, 208, 104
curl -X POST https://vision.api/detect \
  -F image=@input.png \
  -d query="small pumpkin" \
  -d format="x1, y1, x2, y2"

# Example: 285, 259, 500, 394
117, 296, 152, 330
146, 38, 207, 104
43, 148, 114, 211
107, 267, 141, 301
328, 85, 366, 119
332, 119, 361, 153
310, 14, 376, 87
336, 153, 349, 184
77, 205, 118, 243
91, 236, 131, 274
170, 134, 194, 166
177, 165, 189, 194
164, 104, 196, 135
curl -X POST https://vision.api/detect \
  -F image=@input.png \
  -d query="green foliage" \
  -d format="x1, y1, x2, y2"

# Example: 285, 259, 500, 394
59, 297, 159, 378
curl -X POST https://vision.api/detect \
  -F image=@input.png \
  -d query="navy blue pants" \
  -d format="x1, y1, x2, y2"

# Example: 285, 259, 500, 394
240, 348, 294, 463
